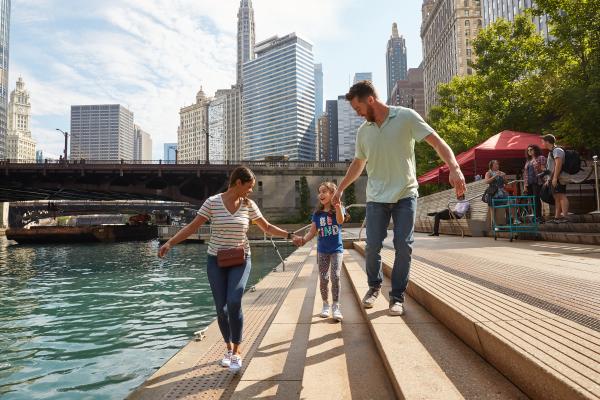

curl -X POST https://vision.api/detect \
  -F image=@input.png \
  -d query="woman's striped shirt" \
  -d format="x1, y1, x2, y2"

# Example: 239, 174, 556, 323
197, 194, 263, 256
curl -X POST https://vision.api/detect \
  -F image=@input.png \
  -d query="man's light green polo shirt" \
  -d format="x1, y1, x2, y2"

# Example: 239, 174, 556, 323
355, 106, 434, 203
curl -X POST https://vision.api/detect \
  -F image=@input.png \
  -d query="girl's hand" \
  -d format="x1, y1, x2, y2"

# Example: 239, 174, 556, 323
292, 235, 304, 247
158, 242, 171, 258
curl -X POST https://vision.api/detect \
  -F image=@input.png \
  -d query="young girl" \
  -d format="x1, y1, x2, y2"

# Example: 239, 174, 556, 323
297, 182, 346, 322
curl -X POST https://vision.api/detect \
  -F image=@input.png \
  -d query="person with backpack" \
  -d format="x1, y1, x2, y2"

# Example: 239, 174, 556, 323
523, 144, 547, 222
542, 134, 571, 223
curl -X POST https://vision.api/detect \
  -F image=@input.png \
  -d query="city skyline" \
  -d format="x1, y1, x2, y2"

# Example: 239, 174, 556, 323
9, 0, 424, 159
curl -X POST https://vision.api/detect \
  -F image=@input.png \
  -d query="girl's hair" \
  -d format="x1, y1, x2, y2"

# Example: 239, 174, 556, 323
488, 160, 499, 170
526, 144, 542, 159
314, 182, 350, 222
229, 166, 255, 187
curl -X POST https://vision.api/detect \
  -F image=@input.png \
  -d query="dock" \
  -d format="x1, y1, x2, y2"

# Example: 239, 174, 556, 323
128, 229, 600, 399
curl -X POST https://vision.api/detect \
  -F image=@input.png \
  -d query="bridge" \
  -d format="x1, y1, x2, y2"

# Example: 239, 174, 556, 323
7, 200, 196, 228
0, 160, 353, 203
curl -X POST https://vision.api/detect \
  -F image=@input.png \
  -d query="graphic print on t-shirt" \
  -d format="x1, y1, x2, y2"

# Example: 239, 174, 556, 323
318, 215, 340, 237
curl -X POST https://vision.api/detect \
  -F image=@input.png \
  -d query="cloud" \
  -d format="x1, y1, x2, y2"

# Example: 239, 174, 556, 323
10, 0, 349, 158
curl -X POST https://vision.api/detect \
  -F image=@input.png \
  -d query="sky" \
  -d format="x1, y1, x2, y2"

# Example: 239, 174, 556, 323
10, 0, 424, 159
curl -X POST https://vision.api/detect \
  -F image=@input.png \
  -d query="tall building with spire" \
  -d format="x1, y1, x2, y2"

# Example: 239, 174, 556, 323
237, 0, 255, 86
0, 0, 10, 159
6, 77, 36, 160
386, 23, 408, 103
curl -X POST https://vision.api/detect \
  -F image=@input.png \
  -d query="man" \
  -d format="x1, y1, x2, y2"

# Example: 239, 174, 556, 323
332, 81, 465, 316
428, 194, 470, 236
542, 134, 569, 223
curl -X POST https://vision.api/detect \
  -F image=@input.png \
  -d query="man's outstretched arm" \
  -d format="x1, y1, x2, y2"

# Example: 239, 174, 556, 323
332, 158, 367, 205
424, 132, 466, 196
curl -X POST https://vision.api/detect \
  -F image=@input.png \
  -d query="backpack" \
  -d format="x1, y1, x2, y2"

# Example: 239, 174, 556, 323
552, 147, 581, 175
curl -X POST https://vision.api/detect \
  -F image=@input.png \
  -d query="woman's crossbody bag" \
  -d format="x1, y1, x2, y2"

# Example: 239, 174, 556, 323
217, 246, 246, 268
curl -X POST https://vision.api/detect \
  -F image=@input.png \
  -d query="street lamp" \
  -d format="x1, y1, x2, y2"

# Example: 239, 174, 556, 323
55, 128, 68, 161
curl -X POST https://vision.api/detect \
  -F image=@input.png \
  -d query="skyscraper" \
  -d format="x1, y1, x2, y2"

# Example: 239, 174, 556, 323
208, 94, 227, 162
353, 72, 372, 84
337, 94, 364, 162
242, 33, 316, 161
212, 86, 242, 161
163, 143, 177, 163
70, 104, 134, 160
0, 0, 10, 159
421, 0, 482, 116
386, 23, 408, 103
389, 66, 426, 118
237, 0, 255, 85
6, 77, 36, 160
178, 88, 210, 162
325, 99, 339, 161
314, 63, 324, 118
133, 124, 152, 161
481, 0, 550, 39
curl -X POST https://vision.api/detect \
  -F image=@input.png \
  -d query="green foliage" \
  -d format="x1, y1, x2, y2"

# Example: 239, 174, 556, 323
422, 2, 600, 176
299, 176, 311, 222
343, 183, 365, 223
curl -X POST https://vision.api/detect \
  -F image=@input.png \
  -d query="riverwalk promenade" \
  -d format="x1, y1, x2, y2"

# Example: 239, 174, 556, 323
128, 230, 600, 400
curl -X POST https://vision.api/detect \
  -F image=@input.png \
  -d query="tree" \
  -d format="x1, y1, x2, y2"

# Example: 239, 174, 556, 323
299, 176, 311, 222
343, 183, 365, 223
533, 0, 600, 151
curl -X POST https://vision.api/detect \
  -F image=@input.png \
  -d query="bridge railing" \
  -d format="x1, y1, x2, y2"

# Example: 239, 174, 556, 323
0, 159, 353, 169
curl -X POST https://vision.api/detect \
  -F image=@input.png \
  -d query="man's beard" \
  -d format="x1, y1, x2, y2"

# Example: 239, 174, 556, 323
365, 106, 376, 122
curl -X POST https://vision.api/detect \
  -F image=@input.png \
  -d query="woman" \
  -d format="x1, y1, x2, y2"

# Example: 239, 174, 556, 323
158, 166, 300, 373
484, 160, 515, 223
484, 160, 509, 200
523, 144, 546, 221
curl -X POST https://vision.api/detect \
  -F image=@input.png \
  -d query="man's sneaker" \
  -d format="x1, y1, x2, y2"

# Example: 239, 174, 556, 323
332, 303, 343, 322
320, 302, 330, 318
556, 217, 569, 224
362, 288, 380, 308
229, 354, 242, 373
389, 301, 404, 316
220, 350, 232, 367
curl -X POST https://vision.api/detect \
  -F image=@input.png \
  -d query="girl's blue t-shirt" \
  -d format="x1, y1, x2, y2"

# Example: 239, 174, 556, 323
312, 209, 344, 254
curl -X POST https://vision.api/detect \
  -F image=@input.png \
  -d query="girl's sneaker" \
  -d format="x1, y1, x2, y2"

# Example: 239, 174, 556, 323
229, 354, 242, 373
320, 302, 330, 318
220, 350, 233, 367
332, 303, 343, 322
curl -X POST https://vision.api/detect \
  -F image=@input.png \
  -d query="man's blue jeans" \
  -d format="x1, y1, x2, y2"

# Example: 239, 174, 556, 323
206, 255, 251, 344
365, 197, 416, 303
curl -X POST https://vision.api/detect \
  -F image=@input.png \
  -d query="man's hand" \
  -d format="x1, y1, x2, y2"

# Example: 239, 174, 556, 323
332, 189, 343, 206
552, 177, 558, 188
449, 167, 467, 197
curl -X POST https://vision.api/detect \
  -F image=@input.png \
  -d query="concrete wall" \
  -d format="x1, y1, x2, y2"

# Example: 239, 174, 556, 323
250, 172, 368, 222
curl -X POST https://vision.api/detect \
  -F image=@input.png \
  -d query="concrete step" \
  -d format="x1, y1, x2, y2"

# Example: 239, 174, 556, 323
343, 250, 526, 400
232, 247, 395, 399
353, 242, 600, 400
539, 222, 600, 233
539, 231, 600, 245
566, 213, 600, 223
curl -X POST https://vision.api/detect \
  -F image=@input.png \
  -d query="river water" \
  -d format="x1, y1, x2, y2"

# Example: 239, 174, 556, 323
0, 237, 296, 399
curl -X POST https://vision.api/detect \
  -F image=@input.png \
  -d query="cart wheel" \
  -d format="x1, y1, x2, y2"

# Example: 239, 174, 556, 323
510, 237, 513, 242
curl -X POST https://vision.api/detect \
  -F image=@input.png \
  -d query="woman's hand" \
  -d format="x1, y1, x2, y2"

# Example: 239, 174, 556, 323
158, 242, 172, 258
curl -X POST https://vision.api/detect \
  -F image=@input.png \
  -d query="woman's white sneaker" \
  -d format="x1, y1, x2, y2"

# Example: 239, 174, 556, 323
332, 303, 343, 322
229, 354, 242, 373
320, 302, 330, 318
220, 350, 233, 367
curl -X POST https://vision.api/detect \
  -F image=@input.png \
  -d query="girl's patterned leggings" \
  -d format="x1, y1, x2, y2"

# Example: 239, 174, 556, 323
317, 252, 343, 303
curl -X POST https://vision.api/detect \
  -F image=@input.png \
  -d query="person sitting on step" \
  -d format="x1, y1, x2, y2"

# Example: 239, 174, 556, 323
428, 194, 470, 236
